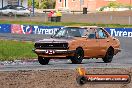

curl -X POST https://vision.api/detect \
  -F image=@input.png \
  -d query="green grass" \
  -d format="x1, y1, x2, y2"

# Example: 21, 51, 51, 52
0, 20, 132, 28
0, 40, 37, 61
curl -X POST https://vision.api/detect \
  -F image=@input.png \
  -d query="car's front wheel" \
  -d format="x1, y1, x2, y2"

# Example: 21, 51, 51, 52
70, 48, 84, 64
8, 12, 13, 17
102, 48, 114, 63
38, 56, 50, 65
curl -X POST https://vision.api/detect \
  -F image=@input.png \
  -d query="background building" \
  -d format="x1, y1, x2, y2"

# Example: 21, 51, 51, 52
55, 0, 132, 11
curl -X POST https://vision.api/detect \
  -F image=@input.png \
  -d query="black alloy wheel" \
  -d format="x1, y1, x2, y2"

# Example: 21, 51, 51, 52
38, 56, 50, 65
70, 48, 84, 64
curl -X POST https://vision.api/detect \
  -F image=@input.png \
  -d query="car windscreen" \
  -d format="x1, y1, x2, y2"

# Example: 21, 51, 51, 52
2, 5, 15, 9
16, 6, 26, 10
53, 27, 87, 38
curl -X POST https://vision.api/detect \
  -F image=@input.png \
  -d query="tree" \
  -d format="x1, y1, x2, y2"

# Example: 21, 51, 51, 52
28, 0, 32, 7
28, 0, 55, 9
108, 2, 119, 8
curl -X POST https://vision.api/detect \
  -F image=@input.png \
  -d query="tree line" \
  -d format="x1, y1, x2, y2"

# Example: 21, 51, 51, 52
28, 0, 55, 9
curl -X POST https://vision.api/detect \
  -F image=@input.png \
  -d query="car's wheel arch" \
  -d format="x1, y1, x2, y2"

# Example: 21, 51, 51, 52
75, 47, 84, 56
104, 46, 114, 57
107, 46, 114, 53
70, 46, 84, 64
103, 46, 114, 63
76, 47, 84, 52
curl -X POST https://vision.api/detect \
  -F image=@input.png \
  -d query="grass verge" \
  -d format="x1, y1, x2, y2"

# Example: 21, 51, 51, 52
0, 20, 132, 28
0, 39, 37, 61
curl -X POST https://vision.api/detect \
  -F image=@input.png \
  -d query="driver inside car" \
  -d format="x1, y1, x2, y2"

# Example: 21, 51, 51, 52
98, 29, 105, 38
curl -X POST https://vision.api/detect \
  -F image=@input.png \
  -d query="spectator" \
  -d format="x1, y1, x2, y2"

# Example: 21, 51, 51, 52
56, 10, 62, 22
48, 11, 55, 21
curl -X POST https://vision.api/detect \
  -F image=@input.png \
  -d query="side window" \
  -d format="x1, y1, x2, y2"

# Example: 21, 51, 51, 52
68, 28, 81, 37
10, 6, 15, 9
87, 28, 96, 39
88, 33, 96, 39
97, 28, 107, 39
3, 6, 8, 9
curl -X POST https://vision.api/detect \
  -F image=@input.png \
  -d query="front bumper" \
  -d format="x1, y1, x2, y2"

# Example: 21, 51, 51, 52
33, 49, 75, 57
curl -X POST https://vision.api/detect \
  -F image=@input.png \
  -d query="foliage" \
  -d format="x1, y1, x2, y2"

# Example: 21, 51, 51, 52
99, 1, 132, 11
108, 2, 120, 8
35, 0, 39, 8
28, 0, 55, 9
99, 6, 107, 11
40, 0, 47, 9
0, 40, 36, 61
28, 0, 32, 7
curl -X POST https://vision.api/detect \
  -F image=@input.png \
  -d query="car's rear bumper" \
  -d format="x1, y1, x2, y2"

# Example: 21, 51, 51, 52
33, 49, 75, 58
114, 48, 121, 55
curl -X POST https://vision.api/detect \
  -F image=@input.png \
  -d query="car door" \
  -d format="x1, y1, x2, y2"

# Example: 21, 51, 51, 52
3, 6, 16, 15
1, 6, 9, 14
9, 6, 16, 14
83, 28, 100, 57
16, 7, 21, 15
96, 28, 110, 56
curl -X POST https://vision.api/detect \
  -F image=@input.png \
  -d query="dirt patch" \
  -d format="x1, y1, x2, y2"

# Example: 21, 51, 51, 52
0, 68, 132, 88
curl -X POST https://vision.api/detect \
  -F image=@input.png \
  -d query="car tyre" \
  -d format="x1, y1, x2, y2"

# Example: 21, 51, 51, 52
70, 48, 84, 64
103, 48, 114, 63
8, 12, 13, 17
38, 56, 50, 65
76, 76, 87, 85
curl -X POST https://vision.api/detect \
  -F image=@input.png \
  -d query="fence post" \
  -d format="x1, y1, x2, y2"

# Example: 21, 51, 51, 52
44, 11, 47, 22
29, 12, 32, 22
94, 12, 97, 23
129, 16, 131, 25
110, 15, 113, 21
15, 13, 17, 19
0, 12, 2, 17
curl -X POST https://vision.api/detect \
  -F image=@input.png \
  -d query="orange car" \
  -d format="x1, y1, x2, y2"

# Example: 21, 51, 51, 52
33, 26, 121, 65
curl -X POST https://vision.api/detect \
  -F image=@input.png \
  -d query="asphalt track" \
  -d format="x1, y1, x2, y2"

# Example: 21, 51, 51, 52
0, 33, 132, 71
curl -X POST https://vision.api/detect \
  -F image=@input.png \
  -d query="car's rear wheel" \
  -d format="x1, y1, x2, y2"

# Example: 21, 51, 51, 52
8, 12, 13, 17
70, 48, 84, 64
102, 48, 114, 63
38, 56, 50, 65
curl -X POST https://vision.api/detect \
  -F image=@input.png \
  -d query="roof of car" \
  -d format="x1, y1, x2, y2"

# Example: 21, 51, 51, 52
64, 26, 103, 29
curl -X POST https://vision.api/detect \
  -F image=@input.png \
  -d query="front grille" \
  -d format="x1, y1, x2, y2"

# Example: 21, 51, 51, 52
35, 43, 68, 49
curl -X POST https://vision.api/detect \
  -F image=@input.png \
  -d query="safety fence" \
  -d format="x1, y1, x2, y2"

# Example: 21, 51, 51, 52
0, 24, 132, 37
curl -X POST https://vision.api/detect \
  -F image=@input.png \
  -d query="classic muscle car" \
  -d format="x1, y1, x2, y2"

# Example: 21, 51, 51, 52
33, 26, 121, 65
